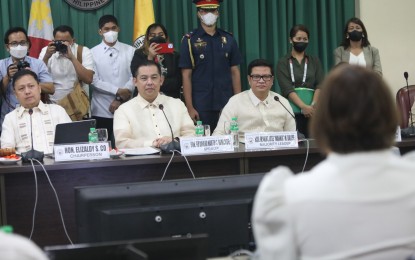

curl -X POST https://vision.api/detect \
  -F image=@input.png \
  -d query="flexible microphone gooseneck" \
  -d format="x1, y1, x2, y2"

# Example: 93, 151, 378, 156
274, 96, 305, 140
21, 109, 44, 163
158, 104, 181, 153
401, 72, 415, 137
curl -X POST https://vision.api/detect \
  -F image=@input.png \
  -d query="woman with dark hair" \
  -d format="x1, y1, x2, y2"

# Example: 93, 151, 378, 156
252, 65, 415, 260
130, 23, 181, 98
334, 17, 382, 75
276, 24, 324, 138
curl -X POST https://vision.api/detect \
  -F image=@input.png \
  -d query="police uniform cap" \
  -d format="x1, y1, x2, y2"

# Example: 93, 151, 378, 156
193, 0, 223, 9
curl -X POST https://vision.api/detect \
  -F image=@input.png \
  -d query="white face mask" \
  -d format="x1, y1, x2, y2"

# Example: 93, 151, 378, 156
200, 13, 218, 26
9, 45, 28, 59
103, 31, 118, 43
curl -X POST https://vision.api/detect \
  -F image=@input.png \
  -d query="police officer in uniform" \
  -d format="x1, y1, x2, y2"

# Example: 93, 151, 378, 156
179, 0, 242, 131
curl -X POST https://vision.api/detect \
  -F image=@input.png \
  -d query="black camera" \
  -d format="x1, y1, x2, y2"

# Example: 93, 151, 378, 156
17, 60, 30, 71
52, 40, 67, 53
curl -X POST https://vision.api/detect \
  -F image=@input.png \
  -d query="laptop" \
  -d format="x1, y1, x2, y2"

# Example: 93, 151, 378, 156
44, 234, 209, 260
54, 119, 96, 145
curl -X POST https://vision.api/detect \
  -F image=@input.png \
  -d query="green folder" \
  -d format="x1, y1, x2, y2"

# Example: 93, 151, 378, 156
289, 88, 315, 114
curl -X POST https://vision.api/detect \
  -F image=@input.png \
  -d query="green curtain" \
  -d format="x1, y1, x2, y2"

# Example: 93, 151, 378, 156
0, 0, 354, 91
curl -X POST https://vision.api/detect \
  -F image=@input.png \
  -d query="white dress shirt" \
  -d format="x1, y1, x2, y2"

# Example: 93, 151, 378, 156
212, 89, 296, 137
38, 43, 95, 102
91, 40, 135, 118
252, 149, 415, 260
1, 102, 71, 154
349, 51, 367, 67
114, 94, 195, 148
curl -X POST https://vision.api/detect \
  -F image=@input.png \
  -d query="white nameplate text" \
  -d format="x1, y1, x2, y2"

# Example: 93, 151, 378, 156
180, 135, 234, 155
245, 131, 298, 150
54, 142, 110, 162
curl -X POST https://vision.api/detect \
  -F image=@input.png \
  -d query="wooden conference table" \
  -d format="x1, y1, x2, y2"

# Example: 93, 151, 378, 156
0, 138, 414, 247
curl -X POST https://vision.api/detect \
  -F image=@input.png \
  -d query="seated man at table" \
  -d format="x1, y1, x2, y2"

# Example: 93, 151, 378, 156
0, 70, 71, 154
212, 59, 296, 137
114, 59, 194, 148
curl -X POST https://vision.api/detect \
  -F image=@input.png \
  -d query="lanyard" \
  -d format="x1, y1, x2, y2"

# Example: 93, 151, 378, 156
289, 57, 308, 87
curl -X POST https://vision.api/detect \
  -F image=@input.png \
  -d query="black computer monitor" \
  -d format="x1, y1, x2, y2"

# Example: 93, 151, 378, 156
44, 234, 208, 260
75, 173, 265, 257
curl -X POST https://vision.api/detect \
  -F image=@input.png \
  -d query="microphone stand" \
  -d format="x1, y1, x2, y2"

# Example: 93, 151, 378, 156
274, 96, 306, 140
158, 104, 181, 153
21, 109, 44, 163
401, 72, 415, 137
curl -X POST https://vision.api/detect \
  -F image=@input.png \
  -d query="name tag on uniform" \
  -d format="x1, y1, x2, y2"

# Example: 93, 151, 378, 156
245, 132, 298, 150
180, 136, 234, 155
54, 142, 110, 162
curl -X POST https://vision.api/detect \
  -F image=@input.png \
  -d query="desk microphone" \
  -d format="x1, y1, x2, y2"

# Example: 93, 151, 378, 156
158, 104, 181, 153
274, 96, 305, 140
401, 72, 415, 137
21, 109, 44, 163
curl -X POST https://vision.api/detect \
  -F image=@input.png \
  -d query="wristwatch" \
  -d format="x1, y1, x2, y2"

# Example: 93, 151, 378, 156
115, 94, 123, 102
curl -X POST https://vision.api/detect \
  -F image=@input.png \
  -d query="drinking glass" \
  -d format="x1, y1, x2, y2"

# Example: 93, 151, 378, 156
96, 128, 108, 142
203, 125, 211, 136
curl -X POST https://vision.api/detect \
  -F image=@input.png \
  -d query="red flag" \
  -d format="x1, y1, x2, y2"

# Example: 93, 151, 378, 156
27, 0, 54, 58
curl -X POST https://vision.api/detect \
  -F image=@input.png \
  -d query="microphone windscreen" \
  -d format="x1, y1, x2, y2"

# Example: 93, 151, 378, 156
404, 72, 409, 80
28, 109, 33, 115
159, 104, 164, 110
273, 96, 279, 102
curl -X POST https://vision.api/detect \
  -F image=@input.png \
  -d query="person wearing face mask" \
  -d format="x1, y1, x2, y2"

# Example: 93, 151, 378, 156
276, 24, 324, 138
0, 27, 54, 134
90, 14, 136, 148
130, 23, 182, 99
334, 17, 382, 75
39, 25, 95, 106
179, 0, 242, 132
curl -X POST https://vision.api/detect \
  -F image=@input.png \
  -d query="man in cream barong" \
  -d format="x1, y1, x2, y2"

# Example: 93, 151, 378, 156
0, 70, 71, 154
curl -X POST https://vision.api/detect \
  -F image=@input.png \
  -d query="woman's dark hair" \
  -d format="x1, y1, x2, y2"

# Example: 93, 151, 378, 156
340, 17, 371, 49
289, 24, 310, 39
142, 23, 169, 54
310, 65, 398, 154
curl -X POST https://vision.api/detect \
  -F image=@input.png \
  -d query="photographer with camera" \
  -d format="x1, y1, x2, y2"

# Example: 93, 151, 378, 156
0, 27, 54, 133
39, 25, 94, 120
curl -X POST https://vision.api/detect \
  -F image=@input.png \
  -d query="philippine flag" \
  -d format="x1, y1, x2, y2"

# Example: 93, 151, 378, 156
27, 0, 54, 58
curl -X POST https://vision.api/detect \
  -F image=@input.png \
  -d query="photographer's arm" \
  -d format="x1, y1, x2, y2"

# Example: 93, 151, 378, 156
2, 76, 9, 92
40, 82, 54, 94
67, 45, 93, 84
2, 64, 18, 91
39, 42, 56, 65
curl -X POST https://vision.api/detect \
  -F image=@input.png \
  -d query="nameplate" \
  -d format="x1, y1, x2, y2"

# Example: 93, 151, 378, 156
245, 132, 298, 150
180, 135, 234, 155
54, 142, 110, 162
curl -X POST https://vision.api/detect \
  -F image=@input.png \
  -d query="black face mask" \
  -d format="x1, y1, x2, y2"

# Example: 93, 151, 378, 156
348, 30, 363, 42
292, 42, 308, 53
149, 36, 166, 44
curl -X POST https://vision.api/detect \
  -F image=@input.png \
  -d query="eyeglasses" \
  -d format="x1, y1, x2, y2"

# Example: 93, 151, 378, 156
8, 41, 29, 47
250, 74, 273, 82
